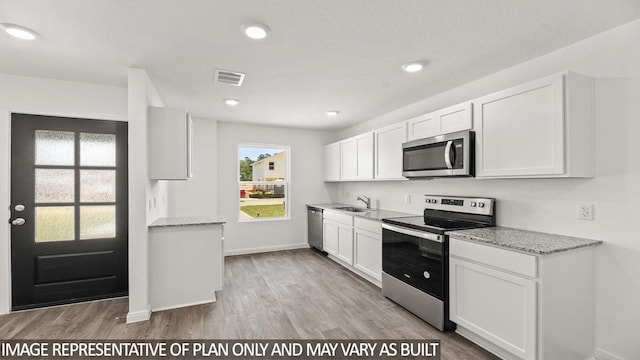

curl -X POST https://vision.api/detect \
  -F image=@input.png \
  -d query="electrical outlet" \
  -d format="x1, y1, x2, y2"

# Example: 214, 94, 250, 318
404, 194, 411, 204
576, 203, 594, 220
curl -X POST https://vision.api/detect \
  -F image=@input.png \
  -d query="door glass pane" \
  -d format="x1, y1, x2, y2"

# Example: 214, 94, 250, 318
80, 206, 116, 239
35, 130, 74, 166
35, 169, 74, 203
80, 133, 116, 166
35, 206, 75, 242
81, 170, 116, 202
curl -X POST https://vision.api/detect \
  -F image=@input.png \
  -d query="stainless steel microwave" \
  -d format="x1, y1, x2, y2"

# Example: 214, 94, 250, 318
402, 130, 474, 178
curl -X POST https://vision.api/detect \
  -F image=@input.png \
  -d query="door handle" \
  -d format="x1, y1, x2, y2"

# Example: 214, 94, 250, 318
11, 218, 25, 226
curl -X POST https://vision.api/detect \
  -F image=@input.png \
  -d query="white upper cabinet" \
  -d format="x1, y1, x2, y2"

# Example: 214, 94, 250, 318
407, 102, 472, 141
323, 141, 341, 181
407, 112, 438, 140
341, 132, 374, 180
438, 102, 473, 135
374, 122, 407, 180
473, 71, 594, 178
148, 106, 193, 180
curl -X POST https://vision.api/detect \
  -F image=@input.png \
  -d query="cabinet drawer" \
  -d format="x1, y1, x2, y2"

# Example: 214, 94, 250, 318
450, 238, 537, 278
354, 217, 381, 234
324, 211, 353, 226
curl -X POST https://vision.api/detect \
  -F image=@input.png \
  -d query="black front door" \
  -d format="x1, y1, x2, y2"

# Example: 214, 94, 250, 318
10, 113, 128, 311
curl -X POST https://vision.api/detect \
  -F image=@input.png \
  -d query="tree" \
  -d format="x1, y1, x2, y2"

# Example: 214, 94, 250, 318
256, 153, 271, 161
239, 157, 253, 181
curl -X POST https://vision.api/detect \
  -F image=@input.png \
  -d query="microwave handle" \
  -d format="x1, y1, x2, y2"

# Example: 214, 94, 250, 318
444, 140, 454, 169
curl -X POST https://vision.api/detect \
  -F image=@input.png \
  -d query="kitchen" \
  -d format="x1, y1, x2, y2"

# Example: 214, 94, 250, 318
0, 1, 639, 360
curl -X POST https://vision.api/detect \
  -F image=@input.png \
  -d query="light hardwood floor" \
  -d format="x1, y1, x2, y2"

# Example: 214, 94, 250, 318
0, 249, 498, 359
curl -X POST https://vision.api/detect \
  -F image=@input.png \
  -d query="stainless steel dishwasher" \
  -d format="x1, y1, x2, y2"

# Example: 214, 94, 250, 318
307, 206, 324, 251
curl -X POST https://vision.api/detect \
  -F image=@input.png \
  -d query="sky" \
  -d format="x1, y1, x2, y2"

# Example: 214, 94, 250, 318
238, 146, 286, 161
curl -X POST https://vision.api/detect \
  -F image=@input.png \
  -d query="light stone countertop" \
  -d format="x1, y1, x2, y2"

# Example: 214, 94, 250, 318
307, 203, 415, 221
446, 226, 602, 255
148, 216, 226, 228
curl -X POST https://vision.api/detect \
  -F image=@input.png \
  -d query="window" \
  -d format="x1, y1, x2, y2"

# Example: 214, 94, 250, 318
238, 144, 290, 221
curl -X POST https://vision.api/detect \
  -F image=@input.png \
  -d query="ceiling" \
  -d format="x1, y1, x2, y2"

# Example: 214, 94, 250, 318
2, 0, 640, 130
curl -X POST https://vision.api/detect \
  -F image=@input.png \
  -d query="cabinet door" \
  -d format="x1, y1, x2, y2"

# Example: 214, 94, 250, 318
323, 221, 339, 256
375, 122, 407, 180
340, 137, 358, 180
336, 225, 354, 265
148, 107, 193, 180
323, 142, 341, 181
473, 74, 565, 178
356, 132, 374, 180
354, 228, 381, 281
438, 102, 472, 135
407, 112, 438, 141
450, 257, 537, 360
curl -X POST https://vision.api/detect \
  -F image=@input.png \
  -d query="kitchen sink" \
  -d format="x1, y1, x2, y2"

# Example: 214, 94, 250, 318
333, 206, 368, 212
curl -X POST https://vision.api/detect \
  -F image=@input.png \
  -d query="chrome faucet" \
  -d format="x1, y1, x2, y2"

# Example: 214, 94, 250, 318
357, 195, 371, 209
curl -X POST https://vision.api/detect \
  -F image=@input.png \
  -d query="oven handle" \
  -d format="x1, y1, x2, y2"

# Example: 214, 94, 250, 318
382, 223, 444, 243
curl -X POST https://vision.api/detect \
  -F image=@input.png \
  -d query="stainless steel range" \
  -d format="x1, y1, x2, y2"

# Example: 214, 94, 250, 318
381, 195, 495, 331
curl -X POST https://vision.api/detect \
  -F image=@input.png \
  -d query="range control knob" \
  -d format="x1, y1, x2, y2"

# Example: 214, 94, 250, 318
470, 201, 477, 207
478, 202, 485, 208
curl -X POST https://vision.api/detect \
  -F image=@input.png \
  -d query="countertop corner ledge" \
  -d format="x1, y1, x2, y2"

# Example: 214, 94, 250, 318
446, 226, 603, 255
149, 216, 226, 228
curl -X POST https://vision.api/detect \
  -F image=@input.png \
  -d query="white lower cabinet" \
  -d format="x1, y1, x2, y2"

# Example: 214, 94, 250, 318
323, 211, 353, 263
336, 226, 354, 265
353, 218, 382, 281
449, 238, 597, 360
322, 221, 339, 256
149, 224, 224, 312
450, 257, 536, 360
323, 211, 382, 286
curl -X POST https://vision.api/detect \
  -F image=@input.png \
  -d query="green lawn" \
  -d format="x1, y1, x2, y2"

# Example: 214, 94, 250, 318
240, 204, 285, 218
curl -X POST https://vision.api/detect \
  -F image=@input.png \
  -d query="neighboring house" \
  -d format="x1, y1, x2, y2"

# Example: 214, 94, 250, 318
251, 151, 286, 181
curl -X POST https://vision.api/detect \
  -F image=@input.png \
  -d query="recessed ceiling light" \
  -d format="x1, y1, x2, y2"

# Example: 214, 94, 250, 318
325, 110, 340, 117
1, 23, 37, 40
242, 23, 271, 40
402, 61, 426, 73
224, 98, 240, 106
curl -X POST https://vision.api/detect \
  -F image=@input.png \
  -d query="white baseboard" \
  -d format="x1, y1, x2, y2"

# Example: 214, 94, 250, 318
224, 243, 309, 256
126, 308, 151, 323
594, 348, 626, 360
151, 298, 216, 313
455, 326, 520, 360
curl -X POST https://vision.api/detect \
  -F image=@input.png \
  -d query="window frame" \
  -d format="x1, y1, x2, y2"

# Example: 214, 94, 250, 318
237, 143, 291, 222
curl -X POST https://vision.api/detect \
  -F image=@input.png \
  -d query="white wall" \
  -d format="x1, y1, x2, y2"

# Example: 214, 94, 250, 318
217, 122, 336, 255
166, 116, 218, 218
335, 19, 640, 360
126, 68, 167, 323
0, 73, 127, 315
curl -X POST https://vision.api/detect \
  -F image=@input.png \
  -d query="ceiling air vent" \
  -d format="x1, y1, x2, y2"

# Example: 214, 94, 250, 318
214, 69, 245, 86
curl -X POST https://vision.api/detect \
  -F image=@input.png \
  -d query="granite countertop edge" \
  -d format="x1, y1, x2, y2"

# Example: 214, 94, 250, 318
149, 216, 226, 228
307, 203, 416, 221
446, 226, 603, 255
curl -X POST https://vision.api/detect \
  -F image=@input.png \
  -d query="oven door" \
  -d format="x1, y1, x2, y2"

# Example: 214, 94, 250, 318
382, 223, 445, 300
402, 130, 473, 177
